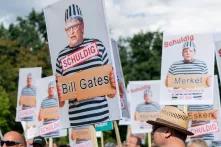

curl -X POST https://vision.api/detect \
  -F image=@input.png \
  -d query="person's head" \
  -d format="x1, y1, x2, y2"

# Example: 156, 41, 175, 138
65, 4, 84, 47
1, 131, 26, 147
182, 41, 196, 62
48, 81, 55, 97
187, 139, 208, 147
27, 73, 32, 87
32, 136, 46, 147
143, 87, 152, 104
124, 135, 141, 147
147, 106, 194, 146
152, 125, 187, 146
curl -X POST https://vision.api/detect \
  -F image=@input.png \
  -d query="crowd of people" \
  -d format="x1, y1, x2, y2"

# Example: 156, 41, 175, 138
1, 106, 212, 147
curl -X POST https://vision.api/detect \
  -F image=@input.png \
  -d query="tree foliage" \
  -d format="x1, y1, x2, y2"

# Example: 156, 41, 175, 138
119, 31, 162, 83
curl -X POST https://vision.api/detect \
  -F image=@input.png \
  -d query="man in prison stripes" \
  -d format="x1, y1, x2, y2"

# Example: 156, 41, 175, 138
165, 41, 210, 99
20, 73, 36, 121
56, 4, 114, 127
39, 81, 60, 138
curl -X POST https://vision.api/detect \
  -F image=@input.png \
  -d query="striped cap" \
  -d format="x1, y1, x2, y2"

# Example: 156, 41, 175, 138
65, 4, 83, 22
144, 88, 152, 97
27, 73, 32, 78
48, 81, 54, 88
182, 41, 196, 51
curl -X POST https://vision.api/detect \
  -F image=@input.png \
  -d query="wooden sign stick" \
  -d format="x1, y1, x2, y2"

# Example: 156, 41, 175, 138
114, 121, 122, 147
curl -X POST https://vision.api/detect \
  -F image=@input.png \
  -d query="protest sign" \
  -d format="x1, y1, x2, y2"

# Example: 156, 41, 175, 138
44, 0, 121, 128
111, 39, 130, 119
16, 67, 42, 122
160, 34, 214, 105
127, 80, 161, 134
36, 76, 66, 138
69, 126, 98, 147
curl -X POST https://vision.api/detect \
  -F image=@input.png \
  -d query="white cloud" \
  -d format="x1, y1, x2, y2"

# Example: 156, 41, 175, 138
1, 0, 221, 39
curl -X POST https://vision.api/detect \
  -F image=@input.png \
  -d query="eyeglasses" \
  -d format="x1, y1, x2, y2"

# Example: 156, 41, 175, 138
65, 23, 81, 33
0, 140, 21, 146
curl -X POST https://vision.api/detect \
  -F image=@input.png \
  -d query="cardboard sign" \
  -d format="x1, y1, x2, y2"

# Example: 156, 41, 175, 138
188, 110, 217, 121
19, 96, 36, 107
61, 42, 99, 71
18, 108, 35, 118
135, 112, 159, 121
71, 128, 91, 140
40, 107, 60, 120
39, 120, 61, 135
166, 74, 209, 88
57, 64, 116, 101
188, 121, 219, 137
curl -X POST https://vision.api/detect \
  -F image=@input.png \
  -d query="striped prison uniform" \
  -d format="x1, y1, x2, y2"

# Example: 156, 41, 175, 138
135, 102, 160, 112
56, 38, 110, 127
40, 97, 59, 137
168, 59, 208, 99
188, 105, 214, 141
20, 86, 36, 121
212, 141, 221, 147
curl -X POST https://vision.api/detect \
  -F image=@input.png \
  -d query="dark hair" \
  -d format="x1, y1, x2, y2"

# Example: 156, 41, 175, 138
171, 129, 187, 141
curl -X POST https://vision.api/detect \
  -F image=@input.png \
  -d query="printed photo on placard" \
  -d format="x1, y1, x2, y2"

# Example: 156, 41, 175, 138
69, 126, 97, 147
36, 76, 66, 138
16, 67, 42, 122
44, 0, 121, 128
160, 33, 214, 105
111, 39, 130, 119
128, 80, 161, 134
187, 76, 220, 144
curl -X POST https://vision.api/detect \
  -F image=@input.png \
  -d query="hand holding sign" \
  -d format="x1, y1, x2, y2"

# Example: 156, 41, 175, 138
107, 68, 116, 98
206, 75, 212, 87
56, 74, 65, 107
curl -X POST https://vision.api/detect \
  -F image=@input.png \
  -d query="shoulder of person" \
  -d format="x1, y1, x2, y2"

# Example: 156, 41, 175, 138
193, 59, 207, 64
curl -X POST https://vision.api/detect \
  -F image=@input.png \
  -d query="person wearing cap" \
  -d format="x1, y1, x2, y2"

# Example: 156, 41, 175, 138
38, 81, 59, 137
135, 87, 160, 114
165, 41, 211, 98
56, 3, 115, 127
19, 73, 36, 121
147, 106, 194, 147
32, 136, 46, 147
1, 131, 26, 147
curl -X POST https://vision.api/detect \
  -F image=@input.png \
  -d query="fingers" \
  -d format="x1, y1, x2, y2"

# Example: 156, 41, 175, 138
109, 69, 116, 89
56, 74, 65, 107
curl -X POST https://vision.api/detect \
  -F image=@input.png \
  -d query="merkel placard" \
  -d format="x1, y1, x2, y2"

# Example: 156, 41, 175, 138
160, 34, 214, 105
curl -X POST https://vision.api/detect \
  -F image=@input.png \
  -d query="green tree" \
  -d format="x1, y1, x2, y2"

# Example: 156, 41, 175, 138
119, 31, 163, 83
0, 86, 12, 133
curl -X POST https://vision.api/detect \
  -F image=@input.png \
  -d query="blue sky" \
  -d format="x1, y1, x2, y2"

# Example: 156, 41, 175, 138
1, 0, 221, 39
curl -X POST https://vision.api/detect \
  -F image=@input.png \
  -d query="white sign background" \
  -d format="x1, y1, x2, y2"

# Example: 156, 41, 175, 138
128, 80, 161, 134
160, 33, 214, 105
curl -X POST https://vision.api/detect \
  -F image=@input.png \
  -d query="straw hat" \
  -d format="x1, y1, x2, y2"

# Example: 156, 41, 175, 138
147, 106, 194, 135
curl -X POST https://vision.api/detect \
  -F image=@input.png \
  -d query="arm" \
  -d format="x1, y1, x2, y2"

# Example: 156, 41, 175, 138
38, 109, 42, 121
56, 75, 65, 107
56, 56, 65, 107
